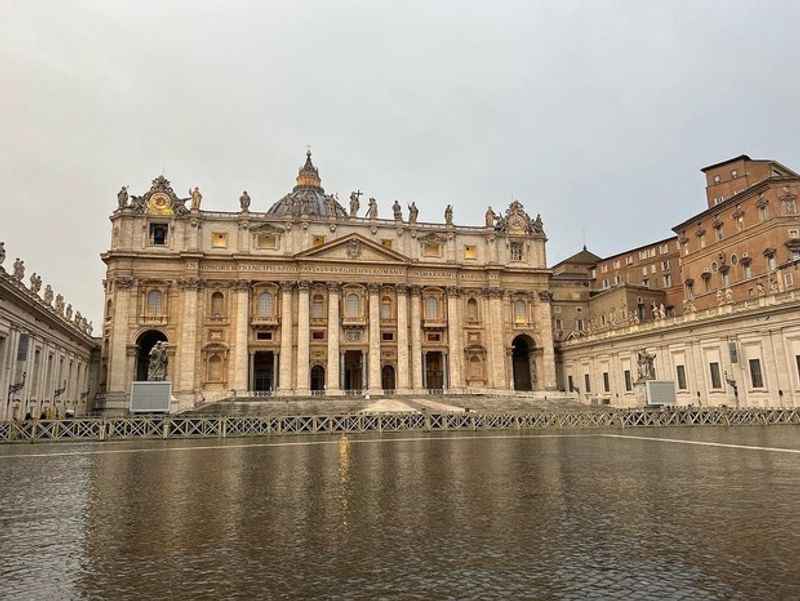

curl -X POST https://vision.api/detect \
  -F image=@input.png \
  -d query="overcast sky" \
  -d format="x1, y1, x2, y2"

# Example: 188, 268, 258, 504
2, 1, 799, 325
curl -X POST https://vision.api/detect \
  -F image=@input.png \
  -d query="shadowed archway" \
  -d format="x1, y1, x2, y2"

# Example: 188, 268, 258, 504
511, 334, 535, 391
135, 330, 167, 381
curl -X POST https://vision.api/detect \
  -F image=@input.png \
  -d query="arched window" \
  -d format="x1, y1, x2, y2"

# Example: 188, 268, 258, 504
258, 291, 274, 318
467, 298, 479, 322
208, 354, 223, 381
147, 290, 162, 316
105, 299, 112, 320
311, 294, 325, 319
211, 292, 224, 317
425, 296, 439, 319
345, 293, 361, 318
514, 300, 527, 324
380, 296, 392, 320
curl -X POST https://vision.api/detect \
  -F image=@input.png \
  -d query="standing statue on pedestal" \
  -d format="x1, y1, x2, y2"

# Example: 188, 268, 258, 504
117, 186, 128, 210
349, 190, 362, 217
444, 204, 453, 225
29, 273, 42, 295
55, 294, 64, 315
43, 285, 54, 306
147, 341, 168, 381
12, 258, 24, 281
239, 190, 251, 212
392, 200, 403, 222
189, 186, 203, 211
326, 194, 338, 217
65, 304, 73, 321
408, 202, 419, 224
366, 197, 378, 219
636, 349, 656, 382
485, 207, 496, 227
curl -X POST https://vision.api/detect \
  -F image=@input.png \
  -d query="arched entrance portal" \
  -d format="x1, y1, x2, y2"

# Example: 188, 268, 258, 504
511, 335, 534, 391
310, 365, 325, 391
136, 330, 167, 381
381, 365, 396, 391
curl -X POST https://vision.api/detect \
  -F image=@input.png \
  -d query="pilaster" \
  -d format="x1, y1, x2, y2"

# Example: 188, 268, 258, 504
326, 282, 341, 394
278, 281, 294, 393
231, 280, 250, 392
446, 287, 464, 391
296, 281, 310, 394
409, 285, 423, 391
395, 284, 410, 393
368, 283, 382, 394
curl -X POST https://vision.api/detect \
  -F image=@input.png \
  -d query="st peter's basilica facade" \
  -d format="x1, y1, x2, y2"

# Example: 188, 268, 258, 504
98, 152, 555, 412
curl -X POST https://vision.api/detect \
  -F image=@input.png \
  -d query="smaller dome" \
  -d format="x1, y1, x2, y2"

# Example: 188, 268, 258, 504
267, 151, 347, 218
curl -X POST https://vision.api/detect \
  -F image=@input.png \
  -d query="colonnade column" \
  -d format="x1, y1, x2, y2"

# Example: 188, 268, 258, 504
396, 284, 410, 393
446, 287, 464, 391
109, 277, 133, 392
326, 282, 341, 395
176, 278, 200, 396
278, 281, 294, 394
409, 286, 423, 391
296, 281, 310, 395
536, 291, 557, 390
368, 284, 382, 394
487, 288, 506, 389
231, 280, 250, 392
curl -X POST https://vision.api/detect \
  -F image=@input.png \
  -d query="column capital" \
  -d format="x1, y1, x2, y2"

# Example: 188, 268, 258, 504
445, 286, 461, 297
395, 283, 409, 294
297, 280, 310, 291
538, 290, 553, 303
487, 287, 503, 299
114, 276, 136, 289
279, 280, 295, 292
233, 280, 251, 291
177, 277, 202, 289
367, 283, 381, 294
409, 284, 422, 296
327, 281, 341, 293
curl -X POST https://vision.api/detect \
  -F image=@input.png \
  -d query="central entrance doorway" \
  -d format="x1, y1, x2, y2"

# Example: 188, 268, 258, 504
425, 351, 444, 390
512, 335, 534, 391
310, 365, 325, 391
343, 350, 363, 391
253, 351, 275, 392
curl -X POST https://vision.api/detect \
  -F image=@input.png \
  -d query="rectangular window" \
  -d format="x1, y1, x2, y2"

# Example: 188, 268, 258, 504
16, 334, 30, 361
576, 319, 584, 331
211, 232, 228, 248
382, 331, 394, 342
676, 365, 687, 390
555, 318, 562, 330
312, 236, 326, 247
749, 358, 764, 388
715, 226, 724, 241
664, 273, 672, 288
709, 362, 722, 390
624, 369, 632, 392
381, 239, 393, 249
568, 375, 575, 392
149, 223, 168, 246
426, 333, 441, 342
255, 331, 272, 341
257, 233, 277, 249
759, 205, 769, 222
602, 372, 610, 393
312, 330, 325, 341
584, 373, 591, 393
464, 245, 477, 260
423, 242, 442, 258
510, 242, 523, 262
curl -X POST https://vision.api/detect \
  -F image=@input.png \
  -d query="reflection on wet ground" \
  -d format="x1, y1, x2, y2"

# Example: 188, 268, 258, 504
1, 427, 799, 600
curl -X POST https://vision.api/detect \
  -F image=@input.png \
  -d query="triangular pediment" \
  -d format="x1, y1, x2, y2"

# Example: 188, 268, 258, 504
294, 233, 411, 263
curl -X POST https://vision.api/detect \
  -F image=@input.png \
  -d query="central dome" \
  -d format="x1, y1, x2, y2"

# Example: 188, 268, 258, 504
266, 151, 348, 218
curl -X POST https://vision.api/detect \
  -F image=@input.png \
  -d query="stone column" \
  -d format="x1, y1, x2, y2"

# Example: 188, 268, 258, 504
109, 277, 134, 392
272, 352, 279, 392
446, 287, 464, 392
296, 281, 310, 394
326, 282, 341, 395
176, 278, 200, 397
487, 288, 506, 389
231, 281, 250, 392
536, 291, 557, 390
278, 281, 294, 394
368, 284, 382, 394
409, 286, 423, 391
396, 284, 410, 394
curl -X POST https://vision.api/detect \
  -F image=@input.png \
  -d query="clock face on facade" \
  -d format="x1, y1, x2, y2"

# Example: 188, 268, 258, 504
147, 193, 173, 216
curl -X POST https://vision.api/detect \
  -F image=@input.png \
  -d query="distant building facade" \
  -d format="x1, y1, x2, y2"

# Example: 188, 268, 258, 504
98, 153, 556, 414
0, 249, 99, 420
555, 155, 800, 408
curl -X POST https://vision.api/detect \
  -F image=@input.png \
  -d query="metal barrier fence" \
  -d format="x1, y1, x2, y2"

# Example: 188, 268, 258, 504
1, 407, 799, 444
